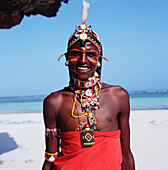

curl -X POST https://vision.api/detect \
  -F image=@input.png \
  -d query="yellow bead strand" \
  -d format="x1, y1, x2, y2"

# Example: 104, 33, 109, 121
71, 93, 88, 118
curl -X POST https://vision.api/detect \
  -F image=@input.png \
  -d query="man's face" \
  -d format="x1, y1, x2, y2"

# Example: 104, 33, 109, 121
68, 40, 99, 80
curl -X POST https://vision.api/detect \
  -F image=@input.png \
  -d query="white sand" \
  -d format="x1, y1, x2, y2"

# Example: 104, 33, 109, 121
0, 110, 168, 170
130, 110, 168, 170
0, 113, 45, 170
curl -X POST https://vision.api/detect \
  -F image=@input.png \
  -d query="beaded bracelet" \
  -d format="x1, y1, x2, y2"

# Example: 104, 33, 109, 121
45, 128, 61, 138
45, 151, 58, 163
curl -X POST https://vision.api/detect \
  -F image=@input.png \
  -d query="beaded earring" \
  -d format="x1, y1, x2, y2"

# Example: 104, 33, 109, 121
65, 60, 69, 66
97, 61, 101, 67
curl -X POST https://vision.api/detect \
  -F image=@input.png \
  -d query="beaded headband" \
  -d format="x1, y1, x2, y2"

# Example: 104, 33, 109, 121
68, 24, 102, 54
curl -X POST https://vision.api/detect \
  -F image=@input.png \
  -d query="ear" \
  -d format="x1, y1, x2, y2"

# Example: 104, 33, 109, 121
65, 52, 69, 60
97, 55, 102, 67
98, 55, 102, 62
96, 55, 102, 78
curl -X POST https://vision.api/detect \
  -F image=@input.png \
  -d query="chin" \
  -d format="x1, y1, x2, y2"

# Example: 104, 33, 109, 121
74, 73, 94, 81
76, 74, 91, 80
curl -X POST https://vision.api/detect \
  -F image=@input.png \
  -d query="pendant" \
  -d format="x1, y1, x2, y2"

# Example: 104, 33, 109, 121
85, 89, 92, 97
81, 124, 94, 146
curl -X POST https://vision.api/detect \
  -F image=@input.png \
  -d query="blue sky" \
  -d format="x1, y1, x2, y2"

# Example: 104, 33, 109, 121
0, 0, 168, 97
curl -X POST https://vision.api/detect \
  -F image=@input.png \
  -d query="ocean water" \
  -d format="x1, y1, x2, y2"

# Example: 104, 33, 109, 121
0, 91, 167, 113
129, 91, 168, 110
0, 96, 44, 113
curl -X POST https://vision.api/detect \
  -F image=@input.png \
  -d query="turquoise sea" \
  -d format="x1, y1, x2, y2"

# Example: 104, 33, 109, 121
0, 91, 167, 113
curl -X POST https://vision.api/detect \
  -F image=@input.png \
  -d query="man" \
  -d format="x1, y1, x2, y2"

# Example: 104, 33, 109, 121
42, 21, 135, 170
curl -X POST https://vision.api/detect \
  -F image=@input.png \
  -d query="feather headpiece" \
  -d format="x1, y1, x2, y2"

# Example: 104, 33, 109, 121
82, 0, 90, 23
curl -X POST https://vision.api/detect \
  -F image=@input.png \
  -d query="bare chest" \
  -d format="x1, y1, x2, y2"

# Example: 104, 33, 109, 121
57, 93, 120, 131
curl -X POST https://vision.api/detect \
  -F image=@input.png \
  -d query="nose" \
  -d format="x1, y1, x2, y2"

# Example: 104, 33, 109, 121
79, 53, 87, 64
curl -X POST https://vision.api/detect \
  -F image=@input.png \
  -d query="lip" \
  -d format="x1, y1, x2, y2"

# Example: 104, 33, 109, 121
77, 67, 90, 73
71, 66, 91, 75
77, 67, 88, 70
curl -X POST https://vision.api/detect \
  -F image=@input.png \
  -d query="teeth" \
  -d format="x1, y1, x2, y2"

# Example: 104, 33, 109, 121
78, 67, 88, 70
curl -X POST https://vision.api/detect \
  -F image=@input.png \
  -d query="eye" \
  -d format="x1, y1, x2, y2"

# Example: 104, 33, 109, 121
86, 52, 97, 57
69, 51, 81, 56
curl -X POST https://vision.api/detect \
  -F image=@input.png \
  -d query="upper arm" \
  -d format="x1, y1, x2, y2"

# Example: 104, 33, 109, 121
117, 88, 135, 169
43, 93, 61, 153
118, 89, 131, 156
43, 95, 57, 128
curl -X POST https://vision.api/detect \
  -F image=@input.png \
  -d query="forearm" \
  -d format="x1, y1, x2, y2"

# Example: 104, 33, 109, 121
42, 160, 55, 170
121, 153, 135, 170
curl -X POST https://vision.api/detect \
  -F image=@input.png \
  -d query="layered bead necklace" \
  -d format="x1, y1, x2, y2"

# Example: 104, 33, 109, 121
69, 76, 103, 131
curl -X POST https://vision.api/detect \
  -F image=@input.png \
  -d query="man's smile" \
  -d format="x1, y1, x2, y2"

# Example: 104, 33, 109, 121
70, 66, 94, 75
76, 66, 91, 74
77, 67, 89, 70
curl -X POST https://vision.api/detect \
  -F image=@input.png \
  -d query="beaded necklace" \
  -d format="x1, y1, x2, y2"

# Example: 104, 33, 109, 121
70, 77, 103, 131
71, 74, 98, 88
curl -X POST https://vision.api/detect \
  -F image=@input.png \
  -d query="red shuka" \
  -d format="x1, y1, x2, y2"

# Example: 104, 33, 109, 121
54, 130, 122, 170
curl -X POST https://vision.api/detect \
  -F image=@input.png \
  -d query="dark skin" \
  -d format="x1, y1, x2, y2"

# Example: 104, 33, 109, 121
42, 40, 135, 170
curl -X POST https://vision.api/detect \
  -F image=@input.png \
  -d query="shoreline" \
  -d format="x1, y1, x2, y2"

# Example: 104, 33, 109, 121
0, 108, 168, 114
0, 112, 43, 114
0, 110, 168, 170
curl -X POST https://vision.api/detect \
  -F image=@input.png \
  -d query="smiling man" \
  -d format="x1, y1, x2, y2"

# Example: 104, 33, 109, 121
68, 41, 99, 81
42, 22, 135, 170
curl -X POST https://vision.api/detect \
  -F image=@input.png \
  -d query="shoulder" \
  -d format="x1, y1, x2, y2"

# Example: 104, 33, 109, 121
43, 87, 72, 110
43, 90, 68, 126
44, 91, 62, 106
101, 83, 130, 111
43, 89, 67, 113
102, 83, 129, 99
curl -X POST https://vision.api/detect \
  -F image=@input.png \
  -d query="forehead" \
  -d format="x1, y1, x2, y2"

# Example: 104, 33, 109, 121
68, 40, 99, 52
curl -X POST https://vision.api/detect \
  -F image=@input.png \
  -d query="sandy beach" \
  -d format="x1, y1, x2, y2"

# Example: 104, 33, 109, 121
0, 110, 168, 170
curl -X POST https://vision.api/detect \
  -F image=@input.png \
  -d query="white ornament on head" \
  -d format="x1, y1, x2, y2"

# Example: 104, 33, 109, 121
80, 32, 88, 41
82, 0, 90, 23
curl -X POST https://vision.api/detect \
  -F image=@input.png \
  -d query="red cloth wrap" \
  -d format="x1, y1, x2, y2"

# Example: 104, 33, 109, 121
54, 130, 122, 170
